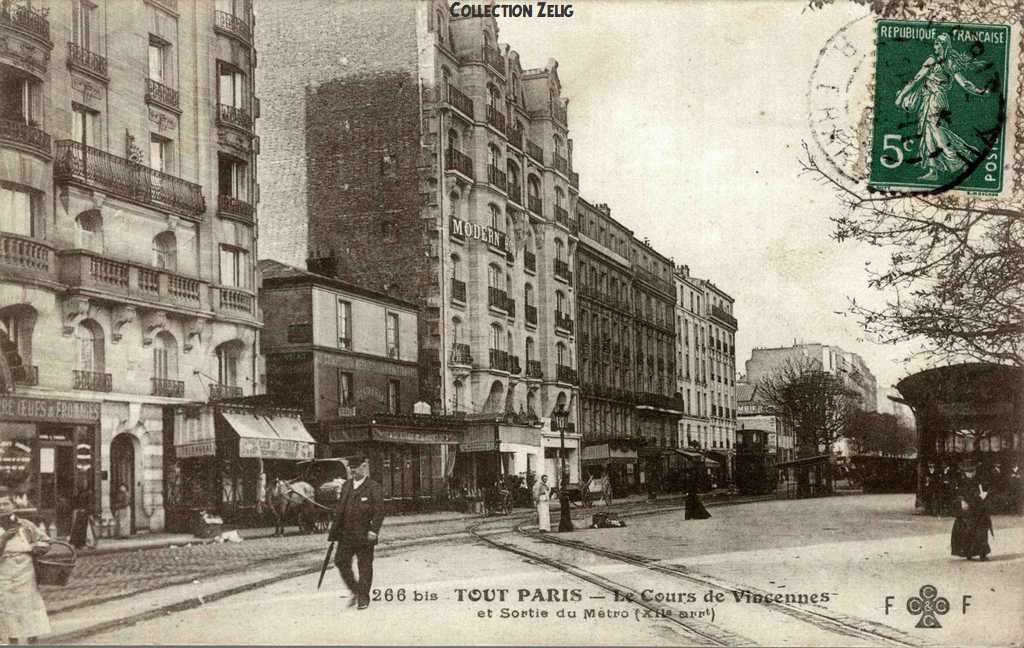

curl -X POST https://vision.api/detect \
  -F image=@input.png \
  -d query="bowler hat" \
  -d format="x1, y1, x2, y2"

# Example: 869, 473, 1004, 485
960, 458, 978, 472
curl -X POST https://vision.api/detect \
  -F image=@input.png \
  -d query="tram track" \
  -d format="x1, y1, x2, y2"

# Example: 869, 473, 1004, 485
504, 523, 932, 648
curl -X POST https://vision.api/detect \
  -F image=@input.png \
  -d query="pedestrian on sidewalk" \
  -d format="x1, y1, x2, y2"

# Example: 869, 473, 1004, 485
684, 483, 711, 520
951, 459, 993, 561
113, 484, 131, 539
533, 475, 552, 532
327, 456, 384, 610
1, 487, 52, 644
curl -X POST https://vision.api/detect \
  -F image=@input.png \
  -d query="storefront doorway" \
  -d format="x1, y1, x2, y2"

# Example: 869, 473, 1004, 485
110, 434, 135, 534
37, 436, 74, 535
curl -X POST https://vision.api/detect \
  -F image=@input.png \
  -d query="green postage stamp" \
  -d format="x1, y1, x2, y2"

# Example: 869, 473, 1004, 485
870, 20, 1010, 193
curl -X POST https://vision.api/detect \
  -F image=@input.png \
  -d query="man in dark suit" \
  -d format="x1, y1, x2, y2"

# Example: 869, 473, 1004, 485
328, 456, 384, 609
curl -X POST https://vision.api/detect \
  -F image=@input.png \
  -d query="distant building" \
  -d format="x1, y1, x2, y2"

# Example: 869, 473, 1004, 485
735, 381, 796, 463
745, 343, 878, 412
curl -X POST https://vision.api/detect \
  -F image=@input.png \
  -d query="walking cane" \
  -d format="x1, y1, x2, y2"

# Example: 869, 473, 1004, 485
317, 542, 335, 590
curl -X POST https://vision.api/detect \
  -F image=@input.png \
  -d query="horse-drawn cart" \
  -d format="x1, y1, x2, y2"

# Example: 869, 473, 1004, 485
267, 458, 349, 535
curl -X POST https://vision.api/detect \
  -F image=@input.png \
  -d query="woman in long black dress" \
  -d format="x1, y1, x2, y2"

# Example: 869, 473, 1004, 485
684, 482, 710, 520
951, 460, 993, 561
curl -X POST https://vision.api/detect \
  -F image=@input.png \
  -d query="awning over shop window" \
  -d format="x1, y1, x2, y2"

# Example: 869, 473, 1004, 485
702, 457, 722, 468
223, 411, 316, 461
673, 448, 705, 463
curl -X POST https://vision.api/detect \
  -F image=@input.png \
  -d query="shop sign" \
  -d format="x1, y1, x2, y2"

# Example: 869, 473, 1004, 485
372, 428, 460, 445
239, 437, 315, 460
460, 440, 499, 453
0, 396, 101, 424
450, 217, 511, 252
177, 441, 217, 458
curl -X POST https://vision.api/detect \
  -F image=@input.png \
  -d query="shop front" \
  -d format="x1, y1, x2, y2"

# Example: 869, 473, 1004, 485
164, 403, 317, 530
541, 429, 581, 486
326, 414, 460, 513
581, 437, 642, 496
0, 395, 101, 536
457, 418, 542, 498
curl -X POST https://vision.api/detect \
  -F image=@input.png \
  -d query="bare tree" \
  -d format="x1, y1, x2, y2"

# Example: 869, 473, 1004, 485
846, 410, 916, 458
758, 358, 861, 490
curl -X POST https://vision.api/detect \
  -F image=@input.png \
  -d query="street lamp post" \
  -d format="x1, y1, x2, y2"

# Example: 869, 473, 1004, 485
553, 405, 574, 532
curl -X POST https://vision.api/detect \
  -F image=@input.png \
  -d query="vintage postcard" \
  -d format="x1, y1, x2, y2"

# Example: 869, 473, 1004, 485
0, 0, 1021, 646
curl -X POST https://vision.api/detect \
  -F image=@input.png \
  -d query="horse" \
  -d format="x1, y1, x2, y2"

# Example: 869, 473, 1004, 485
267, 479, 318, 536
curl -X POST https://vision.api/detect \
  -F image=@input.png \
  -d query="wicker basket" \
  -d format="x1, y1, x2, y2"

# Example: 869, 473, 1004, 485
33, 540, 77, 587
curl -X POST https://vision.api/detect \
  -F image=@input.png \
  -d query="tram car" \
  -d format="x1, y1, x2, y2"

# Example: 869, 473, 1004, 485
734, 429, 778, 495
849, 455, 916, 493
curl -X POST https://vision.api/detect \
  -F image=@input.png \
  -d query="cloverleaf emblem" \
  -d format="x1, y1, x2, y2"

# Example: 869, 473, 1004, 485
907, 585, 950, 628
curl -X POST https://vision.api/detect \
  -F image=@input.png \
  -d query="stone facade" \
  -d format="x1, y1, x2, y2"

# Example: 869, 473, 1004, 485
0, 0, 261, 534
745, 343, 878, 413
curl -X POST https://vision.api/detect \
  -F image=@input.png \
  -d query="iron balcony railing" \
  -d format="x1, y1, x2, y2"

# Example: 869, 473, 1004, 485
214, 10, 252, 43
0, 2, 50, 43
0, 118, 51, 158
54, 140, 206, 218
507, 126, 523, 150
450, 278, 467, 302
445, 148, 473, 178
711, 304, 738, 329
525, 304, 538, 326
554, 259, 572, 283
526, 359, 543, 379
446, 83, 474, 118
554, 310, 573, 333
74, 369, 112, 392
488, 286, 507, 311
209, 383, 243, 400
554, 205, 571, 229
525, 139, 544, 164
450, 343, 472, 365
553, 153, 569, 175
152, 377, 185, 398
528, 195, 542, 215
556, 364, 578, 384
552, 102, 567, 125
67, 42, 108, 79
145, 78, 179, 110
217, 194, 254, 223
488, 348, 509, 372
487, 164, 507, 193
523, 251, 536, 273
218, 103, 253, 132
481, 45, 505, 74
485, 105, 506, 132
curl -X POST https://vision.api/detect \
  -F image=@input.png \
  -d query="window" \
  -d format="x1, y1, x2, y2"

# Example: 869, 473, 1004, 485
556, 342, 567, 366
490, 204, 502, 232
148, 37, 169, 84
555, 187, 565, 209
76, 320, 104, 373
488, 144, 500, 170
524, 283, 534, 306
218, 156, 248, 200
554, 238, 565, 262
487, 84, 500, 109
219, 245, 247, 288
525, 337, 535, 364
218, 63, 245, 108
527, 175, 540, 200
150, 135, 171, 173
153, 332, 178, 380
152, 231, 177, 271
0, 184, 34, 236
447, 128, 459, 153
490, 324, 502, 350
556, 290, 566, 314
337, 300, 351, 349
386, 312, 399, 358
435, 9, 445, 42
73, 0, 96, 50
216, 342, 240, 387
553, 135, 564, 158
72, 104, 97, 147
337, 371, 353, 407
487, 264, 502, 290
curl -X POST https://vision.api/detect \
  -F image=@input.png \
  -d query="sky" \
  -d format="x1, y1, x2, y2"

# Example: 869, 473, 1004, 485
498, 0, 926, 409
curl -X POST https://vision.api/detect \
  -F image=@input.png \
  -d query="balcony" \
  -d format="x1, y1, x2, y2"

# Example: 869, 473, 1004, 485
505, 297, 515, 319
0, 118, 51, 159
486, 164, 507, 193
73, 369, 112, 392
217, 194, 254, 224
218, 287, 254, 316
507, 182, 522, 206
446, 83, 474, 119
59, 249, 210, 312
485, 105, 506, 133
145, 78, 180, 112
554, 205, 573, 231
481, 45, 506, 75
526, 359, 543, 380
551, 101, 567, 125
487, 286, 507, 311
67, 42, 108, 81
488, 348, 510, 372
209, 383, 243, 400
525, 139, 544, 164
710, 304, 738, 330
1, 3, 50, 45
554, 310, 573, 333
218, 103, 253, 133
214, 10, 252, 44
13, 365, 38, 386
553, 153, 569, 175
528, 195, 542, 215
569, 171, 579, 189
632, 263, 674, 298
556, 364, 578, 384
450, 278, 466, 302
450, 343, 472, 366
509, 355, 522, 375
445, 148, 473, 179
525, 304, 537, 326
1, 232, 56, 282
523, 251, 536, 273
554, 259, 572, 284
507, 126, 523, 150
54, 140, 206, 219
636, 392, 684, 412
152, 377, 185, 398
